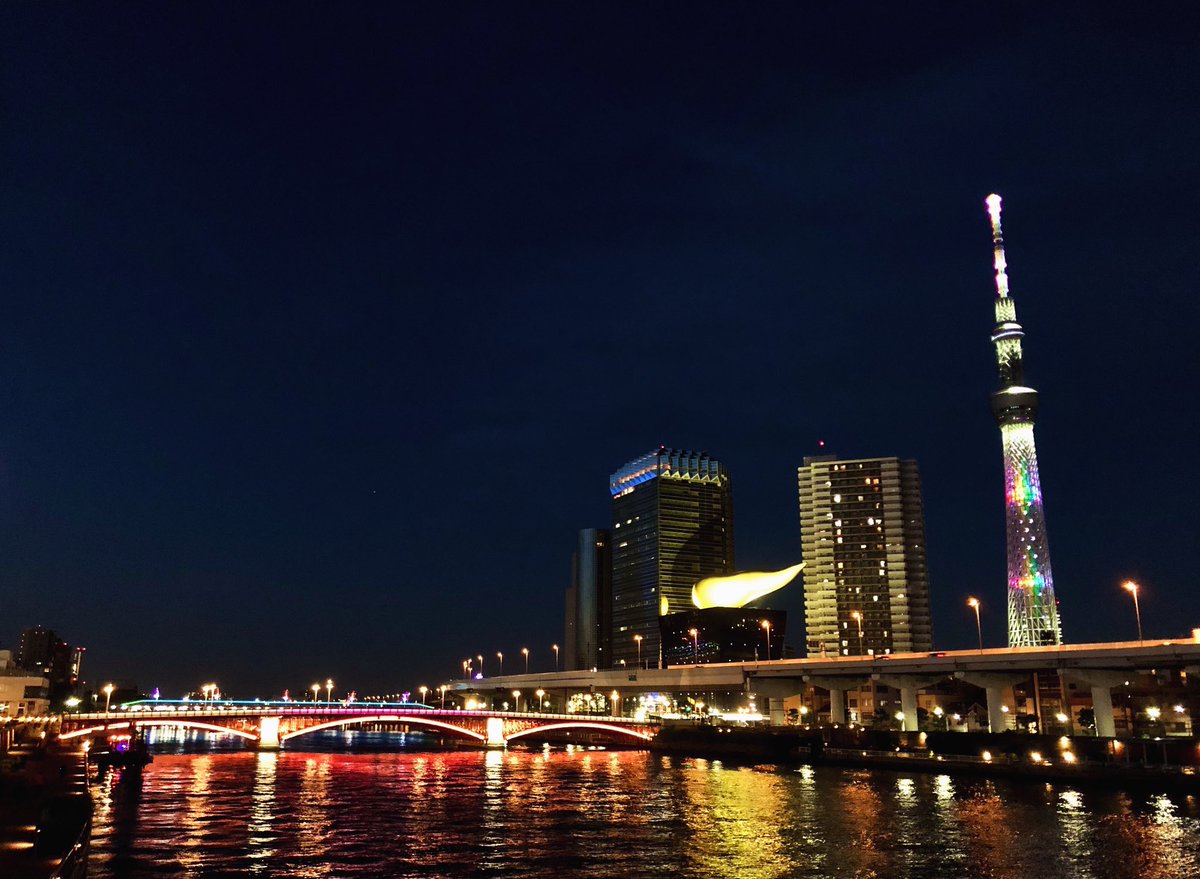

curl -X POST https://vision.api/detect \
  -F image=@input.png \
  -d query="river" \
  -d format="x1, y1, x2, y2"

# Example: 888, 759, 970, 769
87, 732, 1200, 878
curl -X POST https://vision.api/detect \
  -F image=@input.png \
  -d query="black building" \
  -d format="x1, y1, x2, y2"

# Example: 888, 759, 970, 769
565, 528, 612, 671
660, 607, 787, 666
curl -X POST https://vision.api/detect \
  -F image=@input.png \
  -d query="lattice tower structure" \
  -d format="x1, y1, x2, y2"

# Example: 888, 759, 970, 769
986, 194, 1063, 647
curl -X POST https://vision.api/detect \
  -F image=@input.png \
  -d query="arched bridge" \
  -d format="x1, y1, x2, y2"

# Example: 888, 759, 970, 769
59, 702, 660, 750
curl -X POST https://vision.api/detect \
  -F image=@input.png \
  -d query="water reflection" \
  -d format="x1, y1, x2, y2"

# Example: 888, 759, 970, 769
87, 746, 1200, 879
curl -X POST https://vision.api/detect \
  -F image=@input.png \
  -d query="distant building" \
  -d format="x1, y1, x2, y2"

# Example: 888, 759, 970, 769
565, 528, 612, 671
610, 447, 734, 668
798, 455, 932, 657
14, 626, 84, 706
0, 649, 50, 716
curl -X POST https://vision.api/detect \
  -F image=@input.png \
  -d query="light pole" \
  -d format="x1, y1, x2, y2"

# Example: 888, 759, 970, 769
967, 597, 983, 653
634, 634, 643, 669
761, 620, 772, 661
689, 628, 699, 663
311, 682, 320, 702
1122, 581, 1144, 643
477, 654, 484, 677
512, 690, 521, 712
103, 683, 114, 714
850, 611, 864, 656
535, 689, 545, 713
611, 690, 620, 717
463, 659, 470, 679
522, 647, 529, 674
419, 686, 428, 705
326, 679, 334, 703
497, 652, 504, 675
552, 644, 559, 672
440, 686, 447, 709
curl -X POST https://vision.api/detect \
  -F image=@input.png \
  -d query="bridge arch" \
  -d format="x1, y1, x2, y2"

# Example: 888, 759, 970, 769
503, 722, 654, 744
279, 714, 486, 743
60, 719, 257, 742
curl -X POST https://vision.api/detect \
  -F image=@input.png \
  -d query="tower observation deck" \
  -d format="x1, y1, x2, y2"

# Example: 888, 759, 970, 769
986, 194, 1062, 647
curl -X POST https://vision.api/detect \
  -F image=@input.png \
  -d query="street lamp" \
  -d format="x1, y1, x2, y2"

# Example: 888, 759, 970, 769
634, 634, 643, 669
477, 655, 484, 677
761, 620, 772, 661
1122, 581, 1144, 643
497, 652, 504, 675
103, 683, 114, 714
419, 686, 428, 705
513, 690, 521, 712
689, 628, 700, 663
311, 682, 320, 702
552, 644, 559, 671
522, 647, 530, 674
611, 690, 620, 717
463, 659, 470, 679
326, 679, 334, 702
535, 689, 545, 713
967, 597, 983, 653
850, 611, 864, 656
439, 686, 447, 709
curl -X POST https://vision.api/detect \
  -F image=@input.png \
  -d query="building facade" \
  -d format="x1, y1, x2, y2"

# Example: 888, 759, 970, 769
610, 447, 734, 668
985, 194, 1062, 647
798, 455, 932, 657
565, 528, 612, 671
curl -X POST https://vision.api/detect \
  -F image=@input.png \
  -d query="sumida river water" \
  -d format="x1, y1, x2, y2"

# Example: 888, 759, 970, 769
88, 732, 1200, 878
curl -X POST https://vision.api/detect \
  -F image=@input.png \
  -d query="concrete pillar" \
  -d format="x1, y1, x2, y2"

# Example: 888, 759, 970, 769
485, 716, 506, 749
985, 687, 1007, 733
258, 716, 281, 750
1091, 685, 1116, 738
829, 689, 846, 725
900, 687, 919, 732
768, 698, 787, 727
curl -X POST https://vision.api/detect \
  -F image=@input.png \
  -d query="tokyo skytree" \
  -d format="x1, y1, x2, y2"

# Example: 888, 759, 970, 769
985, 194, 1062, 647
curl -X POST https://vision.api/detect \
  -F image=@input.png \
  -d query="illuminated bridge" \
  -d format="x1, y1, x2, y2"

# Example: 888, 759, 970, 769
58, 702, 659, 750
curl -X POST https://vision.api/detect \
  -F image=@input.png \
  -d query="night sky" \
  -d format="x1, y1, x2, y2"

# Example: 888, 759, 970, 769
3, 5, 1198, 698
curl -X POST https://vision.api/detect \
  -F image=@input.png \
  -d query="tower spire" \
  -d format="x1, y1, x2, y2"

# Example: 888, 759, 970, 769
986, 193, 1062, 648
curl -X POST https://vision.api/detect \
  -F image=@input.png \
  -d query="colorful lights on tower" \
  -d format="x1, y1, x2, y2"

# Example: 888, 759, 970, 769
985, 194, 1062, 647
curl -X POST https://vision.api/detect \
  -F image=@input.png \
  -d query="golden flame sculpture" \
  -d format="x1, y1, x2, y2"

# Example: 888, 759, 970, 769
691, 563, 804, 610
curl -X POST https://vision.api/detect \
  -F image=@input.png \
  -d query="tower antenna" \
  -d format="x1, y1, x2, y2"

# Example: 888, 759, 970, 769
985, 193, 1009, 299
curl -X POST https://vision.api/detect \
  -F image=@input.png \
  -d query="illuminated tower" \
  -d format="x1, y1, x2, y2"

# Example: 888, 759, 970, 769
986, 194, 1062, 647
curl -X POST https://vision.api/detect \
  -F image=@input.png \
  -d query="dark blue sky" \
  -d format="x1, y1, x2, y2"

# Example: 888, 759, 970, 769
2, 5, 1198, 696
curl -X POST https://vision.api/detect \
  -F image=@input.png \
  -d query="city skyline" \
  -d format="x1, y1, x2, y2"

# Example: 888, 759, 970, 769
2, 7, 1198, 695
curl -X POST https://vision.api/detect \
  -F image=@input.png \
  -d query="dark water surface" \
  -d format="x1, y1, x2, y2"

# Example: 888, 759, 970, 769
89, 739, 1200, 879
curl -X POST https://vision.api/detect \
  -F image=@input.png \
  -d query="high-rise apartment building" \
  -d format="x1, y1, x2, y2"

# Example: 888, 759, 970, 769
610, 447, 733, 668
984, 194, 1062, 647
798, 455, 932, 657
564, 528, 612, 671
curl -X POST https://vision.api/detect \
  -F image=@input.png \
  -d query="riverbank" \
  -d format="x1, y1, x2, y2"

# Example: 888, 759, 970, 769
649, 724, 1200, 788
0, 742, 91, 879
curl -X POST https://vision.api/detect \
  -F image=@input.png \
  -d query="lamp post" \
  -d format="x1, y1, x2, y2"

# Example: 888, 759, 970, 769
535, 689, 545, 713
103, 683, 114, 715
463, 659, 470, 679
611, 690, 620, 717
634, 634, 643, 669
967, 597, 983, 653
326, 679, 334, 703
1122, 581, 1143, 644
522, 647, 529, 674
440, 686, 447, 710
512, 690, 521, 712
497, 652, 504, 676
850, 611, 864, 656
552, 644, 559, 672
761, 620, 772, 661
477, 655, 484, 677
689, 628, 699, 663
419, 686, 428, 705
311, 682, 320, 702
